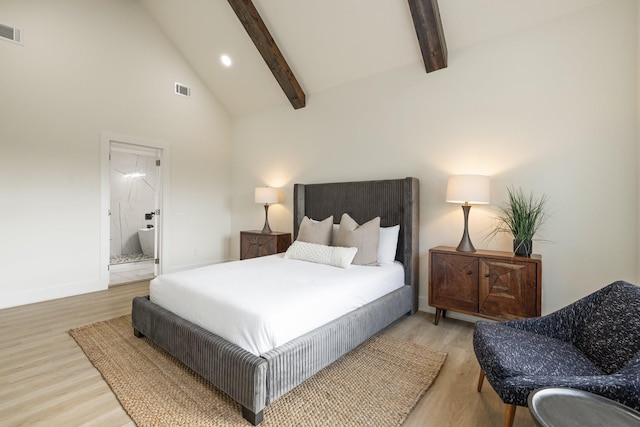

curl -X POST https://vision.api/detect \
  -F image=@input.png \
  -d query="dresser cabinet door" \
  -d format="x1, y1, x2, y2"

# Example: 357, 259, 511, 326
430, 252, 479, 313
478, 258, 538, 319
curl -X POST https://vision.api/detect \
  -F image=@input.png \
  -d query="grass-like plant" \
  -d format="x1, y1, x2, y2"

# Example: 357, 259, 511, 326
486, 186, 548, 253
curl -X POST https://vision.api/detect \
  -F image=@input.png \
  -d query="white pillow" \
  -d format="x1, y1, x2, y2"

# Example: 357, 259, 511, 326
284, 241, 357, 269
378, 225, 400, 264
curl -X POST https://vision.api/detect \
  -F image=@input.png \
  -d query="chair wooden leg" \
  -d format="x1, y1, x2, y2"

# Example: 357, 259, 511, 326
503, 404, 517, 427
477, 370, 485, 392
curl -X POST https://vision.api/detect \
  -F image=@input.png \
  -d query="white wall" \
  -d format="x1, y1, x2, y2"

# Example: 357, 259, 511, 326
0, 0, 232, 308
231, 0, 638, 314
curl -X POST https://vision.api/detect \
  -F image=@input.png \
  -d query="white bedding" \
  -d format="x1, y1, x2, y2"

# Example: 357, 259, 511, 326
150, 254, 405, 356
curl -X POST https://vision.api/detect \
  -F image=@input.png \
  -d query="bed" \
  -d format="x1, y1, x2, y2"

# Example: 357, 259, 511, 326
131, 177, 420, 425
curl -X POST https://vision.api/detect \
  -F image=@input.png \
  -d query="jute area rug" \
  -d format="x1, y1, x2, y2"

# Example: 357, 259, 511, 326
70, 315, 447, 427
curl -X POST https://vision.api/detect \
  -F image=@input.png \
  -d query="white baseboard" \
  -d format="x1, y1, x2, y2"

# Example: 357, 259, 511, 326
417, 296, 483, 324
418, 296, 430, 313
0, 279, 106, 310
161, 259, 230, 275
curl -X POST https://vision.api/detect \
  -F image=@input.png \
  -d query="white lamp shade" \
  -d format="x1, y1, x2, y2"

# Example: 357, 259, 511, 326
446, 175, 490, 205
255, 187, 278, 204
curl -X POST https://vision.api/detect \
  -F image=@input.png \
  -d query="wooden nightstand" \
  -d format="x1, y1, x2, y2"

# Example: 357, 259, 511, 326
429, 246, 542, 324
240, 231, 292, 260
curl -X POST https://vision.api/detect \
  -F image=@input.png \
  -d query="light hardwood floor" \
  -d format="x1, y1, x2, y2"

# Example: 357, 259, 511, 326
0, 281, 537, 427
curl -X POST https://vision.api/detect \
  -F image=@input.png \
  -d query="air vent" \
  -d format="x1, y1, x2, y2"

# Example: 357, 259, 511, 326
0, 22, 22, 45
174, 82, 191, 98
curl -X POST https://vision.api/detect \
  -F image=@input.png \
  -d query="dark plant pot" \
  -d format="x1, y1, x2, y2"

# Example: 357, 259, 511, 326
513, 239, 532, 257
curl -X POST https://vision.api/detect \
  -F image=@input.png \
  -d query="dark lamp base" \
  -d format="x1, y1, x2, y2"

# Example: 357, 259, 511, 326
261, 204, 272, 234
455, 204, 476, 252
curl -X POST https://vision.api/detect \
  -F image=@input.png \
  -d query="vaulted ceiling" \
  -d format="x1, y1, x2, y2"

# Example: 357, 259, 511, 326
140, 0, 609, 117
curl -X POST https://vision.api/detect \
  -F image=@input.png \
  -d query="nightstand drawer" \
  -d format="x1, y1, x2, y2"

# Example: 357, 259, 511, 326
240, 231, 291, 260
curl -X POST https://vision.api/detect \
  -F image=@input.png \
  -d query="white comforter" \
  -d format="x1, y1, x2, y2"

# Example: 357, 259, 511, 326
150, 254, 405, 356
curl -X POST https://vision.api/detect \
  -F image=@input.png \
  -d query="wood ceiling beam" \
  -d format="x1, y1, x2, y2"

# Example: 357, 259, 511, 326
227, 0, 306, 109
407, 0, 448, 73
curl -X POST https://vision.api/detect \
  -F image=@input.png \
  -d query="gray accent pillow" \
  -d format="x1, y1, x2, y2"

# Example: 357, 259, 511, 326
297, 215, 333, 246
334, 213, 380, 265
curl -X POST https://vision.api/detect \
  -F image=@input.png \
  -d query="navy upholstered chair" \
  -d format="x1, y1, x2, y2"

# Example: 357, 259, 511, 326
473, 280, 640, 427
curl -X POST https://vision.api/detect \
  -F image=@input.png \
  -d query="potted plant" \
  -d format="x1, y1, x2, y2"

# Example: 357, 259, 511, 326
486, 186, 548, 257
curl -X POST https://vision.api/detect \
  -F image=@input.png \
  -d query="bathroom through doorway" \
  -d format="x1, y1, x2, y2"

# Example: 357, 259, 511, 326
108, 141, 162, 286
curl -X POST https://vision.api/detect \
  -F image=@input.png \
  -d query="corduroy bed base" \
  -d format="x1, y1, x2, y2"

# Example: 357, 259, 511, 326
132, 285, 411, 425
132, 177, 420, 425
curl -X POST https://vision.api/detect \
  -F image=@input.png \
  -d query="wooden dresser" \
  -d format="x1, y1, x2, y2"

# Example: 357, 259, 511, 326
240, 231, 291, 260
429, 246, 541, 324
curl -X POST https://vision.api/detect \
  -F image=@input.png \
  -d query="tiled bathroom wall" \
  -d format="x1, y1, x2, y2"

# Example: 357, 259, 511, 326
110, 149, 158, 262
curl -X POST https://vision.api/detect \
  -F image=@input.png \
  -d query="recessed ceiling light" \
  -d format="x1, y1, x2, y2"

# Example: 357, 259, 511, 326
221, 54, 232, 67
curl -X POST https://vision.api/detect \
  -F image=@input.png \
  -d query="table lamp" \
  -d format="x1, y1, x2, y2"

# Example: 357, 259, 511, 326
446, 175, 490, 252
255, 187, 278, 233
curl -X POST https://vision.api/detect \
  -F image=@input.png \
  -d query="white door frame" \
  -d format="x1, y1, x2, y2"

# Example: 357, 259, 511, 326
100, 131, 171, 287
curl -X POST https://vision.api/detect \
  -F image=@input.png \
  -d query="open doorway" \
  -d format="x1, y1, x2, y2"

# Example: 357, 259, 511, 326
109, 143, 160, 285
100, 132, 168, 288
